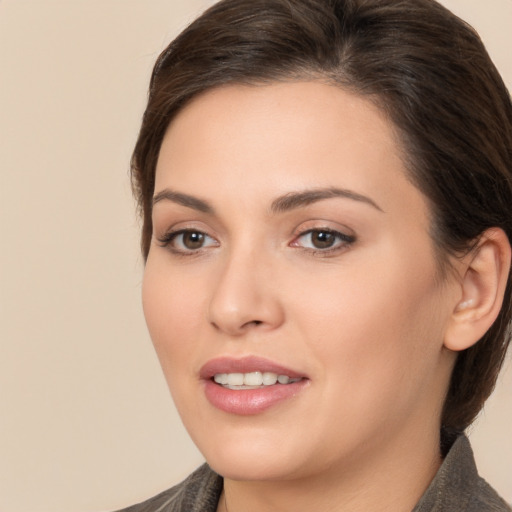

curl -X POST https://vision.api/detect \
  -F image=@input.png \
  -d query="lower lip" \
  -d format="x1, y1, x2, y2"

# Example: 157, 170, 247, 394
203, 379, 308, 415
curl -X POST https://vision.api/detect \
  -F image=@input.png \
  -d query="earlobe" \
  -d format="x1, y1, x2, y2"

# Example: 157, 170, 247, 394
444, 228, 511, 352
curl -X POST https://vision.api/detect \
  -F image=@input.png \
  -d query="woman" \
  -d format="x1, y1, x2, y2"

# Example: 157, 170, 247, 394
118, 0, 512, 510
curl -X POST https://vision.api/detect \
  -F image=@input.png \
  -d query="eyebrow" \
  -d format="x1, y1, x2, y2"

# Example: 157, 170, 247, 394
152, 186, 383, 214
270, 187, 384, 214
152, 189, 214, 213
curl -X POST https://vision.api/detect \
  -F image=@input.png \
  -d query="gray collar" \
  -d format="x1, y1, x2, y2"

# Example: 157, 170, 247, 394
413, 434, 510, 511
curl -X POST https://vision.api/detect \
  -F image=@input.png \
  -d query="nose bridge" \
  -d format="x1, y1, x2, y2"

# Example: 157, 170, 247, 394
207, 241, 283, 335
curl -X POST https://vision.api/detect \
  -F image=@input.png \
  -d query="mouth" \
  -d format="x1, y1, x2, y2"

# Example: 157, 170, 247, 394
213, 371, 303, 389
200, 356, 309, 415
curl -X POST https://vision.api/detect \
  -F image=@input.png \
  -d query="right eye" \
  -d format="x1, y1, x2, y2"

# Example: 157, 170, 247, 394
158, 229, 219, 254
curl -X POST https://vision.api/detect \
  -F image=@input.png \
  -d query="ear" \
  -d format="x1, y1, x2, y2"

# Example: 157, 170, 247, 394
444, 228, 511, 352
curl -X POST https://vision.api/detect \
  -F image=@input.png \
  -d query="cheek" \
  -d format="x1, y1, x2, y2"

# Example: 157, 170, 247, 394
142, 259, 205, 379
290, 254, 447, 403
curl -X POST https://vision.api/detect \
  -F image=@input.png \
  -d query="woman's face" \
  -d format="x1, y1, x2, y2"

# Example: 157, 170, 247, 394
143, 82, 460, 482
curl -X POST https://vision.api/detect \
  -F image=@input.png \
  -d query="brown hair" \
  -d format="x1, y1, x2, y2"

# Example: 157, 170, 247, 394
131, 0, 512, 434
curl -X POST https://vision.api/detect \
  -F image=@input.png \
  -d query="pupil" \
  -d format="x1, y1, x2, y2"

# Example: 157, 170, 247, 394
184, 232, 204, 249
313, 231, 334, 249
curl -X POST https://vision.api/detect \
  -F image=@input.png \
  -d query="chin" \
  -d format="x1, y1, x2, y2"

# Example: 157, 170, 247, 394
207, 449, 302, 482
187, 421, 311, 481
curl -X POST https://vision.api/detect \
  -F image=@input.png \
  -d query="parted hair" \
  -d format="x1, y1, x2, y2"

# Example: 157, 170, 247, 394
132, 0, 512, 435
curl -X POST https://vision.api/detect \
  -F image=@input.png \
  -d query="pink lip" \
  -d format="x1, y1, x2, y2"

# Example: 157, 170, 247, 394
200, 356, 309, 415
200, 356, 306, 379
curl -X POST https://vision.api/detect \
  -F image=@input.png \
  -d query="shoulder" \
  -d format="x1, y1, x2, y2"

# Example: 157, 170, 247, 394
414, 434, 511, 512
113, 464, 223, 512
468, 478, 512, 512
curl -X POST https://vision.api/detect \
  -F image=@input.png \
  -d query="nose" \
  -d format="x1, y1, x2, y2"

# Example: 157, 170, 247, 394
207, 248, 285, 336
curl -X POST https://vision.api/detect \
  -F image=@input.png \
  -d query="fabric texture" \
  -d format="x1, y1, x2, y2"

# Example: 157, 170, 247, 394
115, 435, 511, 512
412, 435, 511, 512
114, 464, 222, 512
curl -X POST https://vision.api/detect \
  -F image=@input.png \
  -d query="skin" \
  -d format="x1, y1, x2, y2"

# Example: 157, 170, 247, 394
143, 82, 466, 512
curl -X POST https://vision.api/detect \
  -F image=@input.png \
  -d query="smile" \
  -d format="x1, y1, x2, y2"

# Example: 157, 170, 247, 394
213, 372, 302, 389
201, 357, 309, 414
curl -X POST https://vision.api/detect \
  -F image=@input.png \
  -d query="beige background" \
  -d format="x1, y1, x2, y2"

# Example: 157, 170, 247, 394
1, 1, 510, 510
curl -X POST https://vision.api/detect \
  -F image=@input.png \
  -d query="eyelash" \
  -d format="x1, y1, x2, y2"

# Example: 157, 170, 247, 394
291, 228, 356, 256
156, 228, 356, 256
157, 229, 219, 256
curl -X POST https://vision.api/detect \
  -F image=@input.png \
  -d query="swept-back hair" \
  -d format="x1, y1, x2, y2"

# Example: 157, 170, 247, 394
131, 0, 512, 436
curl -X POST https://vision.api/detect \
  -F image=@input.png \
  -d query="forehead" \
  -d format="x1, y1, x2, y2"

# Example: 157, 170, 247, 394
155, 81, 425, 219
161, 81, 399, 158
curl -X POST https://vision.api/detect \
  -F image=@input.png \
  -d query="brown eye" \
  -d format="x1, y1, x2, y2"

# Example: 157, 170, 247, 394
158, 229, 218, 253
181, 231, 205, 249
292, 228, 355, 253
310, 231, 336, 249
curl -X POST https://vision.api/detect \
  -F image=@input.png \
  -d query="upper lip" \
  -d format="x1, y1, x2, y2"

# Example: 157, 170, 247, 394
200, 356, 307, 380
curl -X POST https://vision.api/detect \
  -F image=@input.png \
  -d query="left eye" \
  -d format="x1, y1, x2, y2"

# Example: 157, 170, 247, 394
293, 229, 354, 250
161, 229, 218, 252
176, 231, 209, 250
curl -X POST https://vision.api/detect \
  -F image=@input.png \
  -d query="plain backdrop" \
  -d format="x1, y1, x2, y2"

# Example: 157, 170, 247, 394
1, 1, 511, 510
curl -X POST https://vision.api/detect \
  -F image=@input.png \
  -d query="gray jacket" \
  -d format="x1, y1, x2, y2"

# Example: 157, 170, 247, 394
115, 435, 511, 511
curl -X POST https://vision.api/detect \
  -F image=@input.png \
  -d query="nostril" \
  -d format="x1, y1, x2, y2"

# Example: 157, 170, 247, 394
243, 320, 263, 328
209, 318, 264, 334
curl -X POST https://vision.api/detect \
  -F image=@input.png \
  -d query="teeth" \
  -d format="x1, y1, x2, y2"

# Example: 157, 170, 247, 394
213, 372, 300, 388
262, 372, 278, 385
244, 371, 264, 386
228, 373, 244, 386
